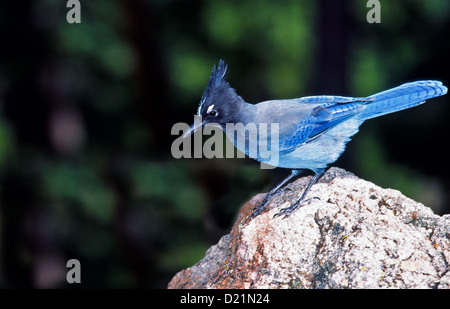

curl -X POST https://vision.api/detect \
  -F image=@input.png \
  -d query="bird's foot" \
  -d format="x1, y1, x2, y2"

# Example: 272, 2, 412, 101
273, 196, 320, 219
252, 195, 269, 218
252, 187, 293, 218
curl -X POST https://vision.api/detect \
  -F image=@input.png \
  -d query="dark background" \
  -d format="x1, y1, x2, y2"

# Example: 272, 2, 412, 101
0, 0, 449, 288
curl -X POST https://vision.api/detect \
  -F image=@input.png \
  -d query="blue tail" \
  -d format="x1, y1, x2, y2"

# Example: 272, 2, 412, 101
359, 80, 447, 120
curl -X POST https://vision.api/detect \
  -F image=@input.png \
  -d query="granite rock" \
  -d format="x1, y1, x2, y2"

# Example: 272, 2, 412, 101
168, 168, 450, 289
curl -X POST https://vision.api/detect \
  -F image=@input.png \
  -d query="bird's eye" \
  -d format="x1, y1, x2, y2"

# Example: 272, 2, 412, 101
208, 110, 218, 117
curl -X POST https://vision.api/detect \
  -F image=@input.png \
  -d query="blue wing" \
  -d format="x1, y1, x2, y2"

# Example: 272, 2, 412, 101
278, 99, 365, 153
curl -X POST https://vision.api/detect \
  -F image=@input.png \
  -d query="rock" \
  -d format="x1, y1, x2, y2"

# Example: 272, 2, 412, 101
168, 167, 450, 289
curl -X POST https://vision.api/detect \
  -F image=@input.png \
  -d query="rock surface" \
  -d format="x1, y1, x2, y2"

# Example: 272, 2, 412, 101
168, 168, 450, 289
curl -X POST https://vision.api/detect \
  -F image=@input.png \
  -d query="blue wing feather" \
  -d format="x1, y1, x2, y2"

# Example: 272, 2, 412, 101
279, 99, 364, 152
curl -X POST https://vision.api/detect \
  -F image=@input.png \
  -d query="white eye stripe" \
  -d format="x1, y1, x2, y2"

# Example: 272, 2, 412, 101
207, 104, 215, 114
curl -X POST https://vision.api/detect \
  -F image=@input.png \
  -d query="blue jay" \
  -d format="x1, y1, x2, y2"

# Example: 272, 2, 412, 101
183, 60, 447, 218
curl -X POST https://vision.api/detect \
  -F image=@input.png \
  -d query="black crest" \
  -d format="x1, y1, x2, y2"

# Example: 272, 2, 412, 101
197, 59, 229, 115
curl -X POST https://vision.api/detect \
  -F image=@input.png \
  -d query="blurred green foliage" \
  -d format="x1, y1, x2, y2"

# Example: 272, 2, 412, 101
0, 0, 449, 288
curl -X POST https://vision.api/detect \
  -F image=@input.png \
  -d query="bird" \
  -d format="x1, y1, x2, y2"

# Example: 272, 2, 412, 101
183, 59, 447, 218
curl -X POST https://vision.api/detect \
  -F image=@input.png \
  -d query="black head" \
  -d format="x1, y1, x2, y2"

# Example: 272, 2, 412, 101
197, 60, 245, 125
184, 60, 245, 138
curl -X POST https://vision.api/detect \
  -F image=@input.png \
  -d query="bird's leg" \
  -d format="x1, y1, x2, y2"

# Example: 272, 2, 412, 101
274, 170, 325, 219
252, 170, 302, 218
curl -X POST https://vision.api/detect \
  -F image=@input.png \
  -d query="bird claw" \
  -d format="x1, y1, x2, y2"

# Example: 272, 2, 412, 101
252, 186, 295, 218
251, 207, 263, 218
273, 196, 320, 219
273, 204, 299, 219
251, 195, 269, 218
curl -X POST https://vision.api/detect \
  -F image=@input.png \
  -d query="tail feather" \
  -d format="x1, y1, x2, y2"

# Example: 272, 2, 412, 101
359, 80, 447, 120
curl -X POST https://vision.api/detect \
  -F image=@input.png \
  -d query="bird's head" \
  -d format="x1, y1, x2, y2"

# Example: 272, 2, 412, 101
183, 59, 245, 138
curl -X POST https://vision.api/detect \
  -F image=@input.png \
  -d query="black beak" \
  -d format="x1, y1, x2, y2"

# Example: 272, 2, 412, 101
183, 120, 205, 138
